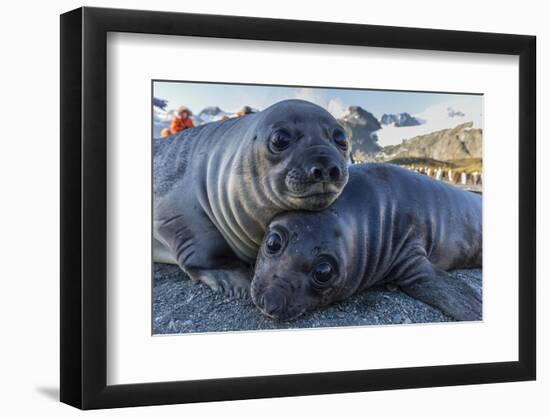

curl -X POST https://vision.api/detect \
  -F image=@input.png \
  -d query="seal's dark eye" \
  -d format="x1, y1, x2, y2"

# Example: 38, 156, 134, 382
312, 262, 334, 287
265, 232, 283, 254
269, 129, 292, 152
332, 129, 348, 150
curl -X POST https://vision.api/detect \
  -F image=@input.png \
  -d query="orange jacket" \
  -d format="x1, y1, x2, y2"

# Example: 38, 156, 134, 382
170, 116, 195, 134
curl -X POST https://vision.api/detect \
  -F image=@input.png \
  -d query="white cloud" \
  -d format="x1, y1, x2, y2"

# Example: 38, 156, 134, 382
293, 88, 348, 119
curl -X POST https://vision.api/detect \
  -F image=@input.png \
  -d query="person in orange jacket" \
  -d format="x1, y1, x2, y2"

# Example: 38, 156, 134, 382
160, 128, 172, 138
170, 105, 195, 134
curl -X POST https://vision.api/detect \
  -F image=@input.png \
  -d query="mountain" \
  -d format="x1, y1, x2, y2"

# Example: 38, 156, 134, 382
153, 104, 173, 138
153, 97, 168, 110
375, 122, 482, 161
197, 106, 232, 124
380, 112, 423, 127
338, 106, 382, 158
447, 107, 465, 117
199, 106, 224, 116
196, 105, 258, 124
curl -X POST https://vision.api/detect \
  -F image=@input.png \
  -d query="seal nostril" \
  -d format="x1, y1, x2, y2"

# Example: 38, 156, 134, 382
309, 167, 324, 182
329, 166, 341, 181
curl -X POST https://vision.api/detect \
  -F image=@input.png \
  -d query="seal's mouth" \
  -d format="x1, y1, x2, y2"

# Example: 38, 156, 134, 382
255, 301, 307, 322
294, 188, 339, 199
286, 181, 344, 199
261, 307, 307, 322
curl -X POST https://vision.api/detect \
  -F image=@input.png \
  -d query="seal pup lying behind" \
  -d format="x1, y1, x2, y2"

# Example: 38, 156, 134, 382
251, 163, 482, 321
154, 99, 350, 297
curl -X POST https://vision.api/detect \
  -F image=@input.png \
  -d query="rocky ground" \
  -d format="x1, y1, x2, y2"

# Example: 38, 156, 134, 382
153, 263, 482, 334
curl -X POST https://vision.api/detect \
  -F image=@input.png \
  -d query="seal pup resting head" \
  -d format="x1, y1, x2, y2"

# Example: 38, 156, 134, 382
154, 99, 350, 298
251, 163, 482, 321
243, 99, 350, 212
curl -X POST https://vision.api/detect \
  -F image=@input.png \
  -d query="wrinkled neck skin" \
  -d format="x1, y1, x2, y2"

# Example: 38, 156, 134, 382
200, 119, 290, 264
331, 211, 368, 303
341, 195, 418, 304
331, 182, 397, 304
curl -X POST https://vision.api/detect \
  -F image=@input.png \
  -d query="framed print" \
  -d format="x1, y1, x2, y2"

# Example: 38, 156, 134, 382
60, 6, 536, 409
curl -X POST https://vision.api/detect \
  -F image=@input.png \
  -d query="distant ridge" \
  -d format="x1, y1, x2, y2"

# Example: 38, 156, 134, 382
374, 122, 482, 162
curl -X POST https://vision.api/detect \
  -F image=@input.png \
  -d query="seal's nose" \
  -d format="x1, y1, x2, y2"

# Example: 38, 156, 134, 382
307, 164, 342, 183
260, 289, 287, 318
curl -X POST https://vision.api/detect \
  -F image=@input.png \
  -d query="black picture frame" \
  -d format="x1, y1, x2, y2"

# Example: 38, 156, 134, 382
60, 6, 536, 410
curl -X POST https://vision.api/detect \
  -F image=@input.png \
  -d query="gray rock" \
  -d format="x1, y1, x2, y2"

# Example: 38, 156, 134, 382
152, 263, 482, 334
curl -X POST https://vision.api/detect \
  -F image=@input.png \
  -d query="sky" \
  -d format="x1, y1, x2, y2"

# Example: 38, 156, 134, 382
153, 81, 483, 146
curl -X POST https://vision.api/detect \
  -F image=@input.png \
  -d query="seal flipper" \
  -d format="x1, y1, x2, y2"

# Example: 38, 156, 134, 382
397, 258, 482, 321
187, 263, 252, 299
153, 238, 177, 265
155, 211, 252, 299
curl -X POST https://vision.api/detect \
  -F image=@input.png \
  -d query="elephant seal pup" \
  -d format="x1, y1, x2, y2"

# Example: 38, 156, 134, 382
251, 163, 482, 321
154, 99, 350, 297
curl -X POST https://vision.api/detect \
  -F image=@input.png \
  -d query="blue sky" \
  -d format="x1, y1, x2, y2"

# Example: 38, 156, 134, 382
153, 80, 483, 146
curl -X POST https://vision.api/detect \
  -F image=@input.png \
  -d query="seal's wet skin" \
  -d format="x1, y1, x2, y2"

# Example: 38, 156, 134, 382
252, 163, 482, 322
153, 99, 350, 297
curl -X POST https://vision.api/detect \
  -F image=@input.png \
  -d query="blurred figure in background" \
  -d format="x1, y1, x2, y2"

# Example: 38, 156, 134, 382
236, 105, 254, 117
160, 128, 172, 138
170, 105, 195, 134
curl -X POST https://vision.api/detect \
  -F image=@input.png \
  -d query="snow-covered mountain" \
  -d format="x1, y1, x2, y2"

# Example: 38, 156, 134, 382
380, 112, 423, 127
338, 106, 382, 158
152, 98, 481, 164
335, 103, 481, 163
447, 107, 465, 117
153, 97, 168, 111
376, 104, 481, 147
153, 101, 173, 138
375, 122, 482, 162
196, 106, 232, 124
152, 101, 259, 138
